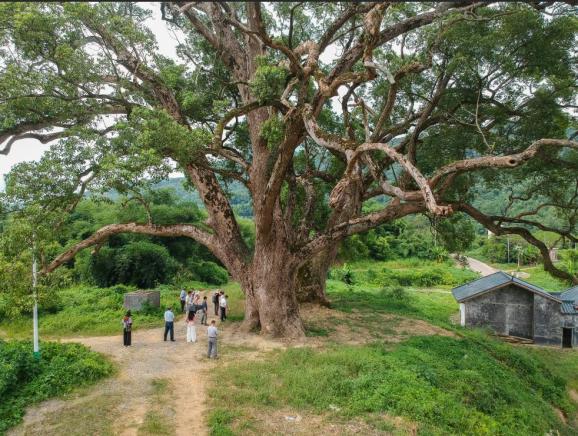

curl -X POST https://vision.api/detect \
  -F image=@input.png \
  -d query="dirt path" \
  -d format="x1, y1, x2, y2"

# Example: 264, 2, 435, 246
464, 256, 498, 277
8, 301, 286, 436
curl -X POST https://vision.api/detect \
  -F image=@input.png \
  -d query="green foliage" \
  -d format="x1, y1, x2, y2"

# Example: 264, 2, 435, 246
0, 340, 113, 434
435, 213, 476, 255
209, 335, 571, 435
472, 236, 542, 266
250, 57, 289, 102
260, 115, 285, 150
560, 249, 578, 276
333, 259, 478, 290
187, 260, 229, 285
115, 241, 177, 289
90, 242, 176, 289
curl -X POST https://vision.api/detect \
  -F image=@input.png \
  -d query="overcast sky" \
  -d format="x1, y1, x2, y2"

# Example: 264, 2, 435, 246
0, 3, 341, 190
0, 3, 180, 189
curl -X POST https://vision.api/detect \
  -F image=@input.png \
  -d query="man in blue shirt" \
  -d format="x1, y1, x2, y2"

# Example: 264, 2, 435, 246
163, 307, 175, 342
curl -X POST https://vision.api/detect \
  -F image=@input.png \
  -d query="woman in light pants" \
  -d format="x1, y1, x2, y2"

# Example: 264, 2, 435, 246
186, 310, 197, 343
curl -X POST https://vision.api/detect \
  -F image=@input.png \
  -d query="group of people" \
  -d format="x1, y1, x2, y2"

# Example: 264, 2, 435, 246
121, 288, 228, 359
212, 290, 228, 321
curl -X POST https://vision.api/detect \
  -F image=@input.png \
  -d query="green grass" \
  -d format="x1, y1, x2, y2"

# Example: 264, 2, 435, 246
0, 340, 114, 434
327, 279, 458, 328
338, 258, 479, 289
207, 258, 578, 435
208, 335, 575, 435
0, 280, 245, 339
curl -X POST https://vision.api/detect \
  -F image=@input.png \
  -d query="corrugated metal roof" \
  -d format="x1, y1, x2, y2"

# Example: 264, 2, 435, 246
452, 271, 511, 302
561, 301, 578, 315
561, 286, 578, 302
452, 271, 561, 303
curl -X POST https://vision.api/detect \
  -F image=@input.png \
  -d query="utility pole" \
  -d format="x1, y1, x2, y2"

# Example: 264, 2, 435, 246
32, 235, 40, 359
507, 237, 510, 264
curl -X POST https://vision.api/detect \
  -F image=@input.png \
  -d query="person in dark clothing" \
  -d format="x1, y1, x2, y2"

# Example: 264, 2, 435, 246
212, 291, 220, 316
122, 310, 132, 346
200, 296, 208, 325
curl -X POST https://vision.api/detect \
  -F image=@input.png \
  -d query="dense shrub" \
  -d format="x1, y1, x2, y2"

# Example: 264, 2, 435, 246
0, 340, 113, 433
190, 260, 229, 285
381, 267, 454, 287
115, 241, 177, 288
90, 242, 177, 288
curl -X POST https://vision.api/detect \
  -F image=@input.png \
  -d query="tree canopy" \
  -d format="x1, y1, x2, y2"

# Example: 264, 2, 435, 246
0, 2, 577, 336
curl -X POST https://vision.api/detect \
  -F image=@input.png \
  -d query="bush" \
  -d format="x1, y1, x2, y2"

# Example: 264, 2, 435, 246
90, 242, 177, 288
381, 267, 454, 287
0, 340, 113, 433
382, 285, 408, 301
189, 261, 229, 285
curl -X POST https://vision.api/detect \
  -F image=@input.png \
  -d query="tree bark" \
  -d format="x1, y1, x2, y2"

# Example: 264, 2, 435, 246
295, 254, 332, 306
244, 236, 305, 338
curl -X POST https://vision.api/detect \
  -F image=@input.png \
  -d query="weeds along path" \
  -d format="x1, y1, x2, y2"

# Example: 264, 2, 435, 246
8, 301, 454, 435
8, 306, 287, 436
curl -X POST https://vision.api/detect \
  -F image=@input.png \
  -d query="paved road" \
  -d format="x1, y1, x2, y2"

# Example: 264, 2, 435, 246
465, 256, 498, 277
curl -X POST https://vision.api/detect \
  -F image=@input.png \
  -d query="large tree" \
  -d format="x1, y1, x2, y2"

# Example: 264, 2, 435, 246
1, 2, 577, 337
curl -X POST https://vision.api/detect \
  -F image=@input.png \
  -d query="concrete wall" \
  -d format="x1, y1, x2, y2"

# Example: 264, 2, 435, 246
464, 285, 533, 338
561, 314, 578, 347
123, 290, 161, 311
533, 295, 563, 346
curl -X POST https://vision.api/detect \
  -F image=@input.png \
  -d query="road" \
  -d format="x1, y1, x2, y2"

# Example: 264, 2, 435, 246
464, 256, 498, 277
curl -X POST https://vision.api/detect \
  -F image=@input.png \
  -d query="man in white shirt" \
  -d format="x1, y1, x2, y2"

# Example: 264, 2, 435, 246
207, 320, 218, 358
163, 307, 175, 342
219, 293, 228, 321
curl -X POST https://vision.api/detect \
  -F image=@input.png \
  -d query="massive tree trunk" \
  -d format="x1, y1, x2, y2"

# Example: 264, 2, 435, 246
243, 242, 304, 337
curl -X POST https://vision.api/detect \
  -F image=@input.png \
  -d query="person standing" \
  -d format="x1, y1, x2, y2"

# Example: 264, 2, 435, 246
212, 290, 220, 316
185, 290, 193, 313
200, 296, 208, 325
207, 320, 218, 358
185, 310, 196, 343
164, 307, 175, 342
219, 293, 228, 321
179, 289, 187, 313
122, 310, 132, 346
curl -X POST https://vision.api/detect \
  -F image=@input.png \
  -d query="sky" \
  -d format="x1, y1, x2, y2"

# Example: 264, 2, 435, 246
0, 3, 180, 189
0, 3, 340, 190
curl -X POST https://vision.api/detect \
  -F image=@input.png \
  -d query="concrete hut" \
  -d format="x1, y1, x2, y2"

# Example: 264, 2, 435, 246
452, 272, 578, 348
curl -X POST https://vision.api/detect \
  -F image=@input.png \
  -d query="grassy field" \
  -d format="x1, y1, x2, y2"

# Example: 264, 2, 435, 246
3, 257, 578, 435
205, 259, 578, 435
0, 281, 244, 339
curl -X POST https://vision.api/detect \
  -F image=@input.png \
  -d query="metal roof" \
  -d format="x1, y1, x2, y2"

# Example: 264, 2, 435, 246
561, 301, 578, 315
452, 271, 561, 303
561, 286, 578, 302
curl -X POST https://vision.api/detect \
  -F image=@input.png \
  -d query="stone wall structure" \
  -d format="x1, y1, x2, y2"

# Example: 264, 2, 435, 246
123, 290, 161, 311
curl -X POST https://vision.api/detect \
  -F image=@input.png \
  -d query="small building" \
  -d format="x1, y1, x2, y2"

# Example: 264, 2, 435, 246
452, 272, 578, 347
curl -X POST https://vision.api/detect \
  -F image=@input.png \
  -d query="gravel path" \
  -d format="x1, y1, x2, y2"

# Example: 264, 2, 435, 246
464, 256, 498, 277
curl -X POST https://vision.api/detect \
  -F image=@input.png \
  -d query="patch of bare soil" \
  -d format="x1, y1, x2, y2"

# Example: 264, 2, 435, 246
238, 408, 418, 435
300, 303, 454, 345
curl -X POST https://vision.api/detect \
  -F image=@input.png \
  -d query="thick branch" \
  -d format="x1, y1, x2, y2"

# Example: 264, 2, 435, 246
430, 139, 578, 187
456, 203, 578, 285
44, 222, 218, 274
